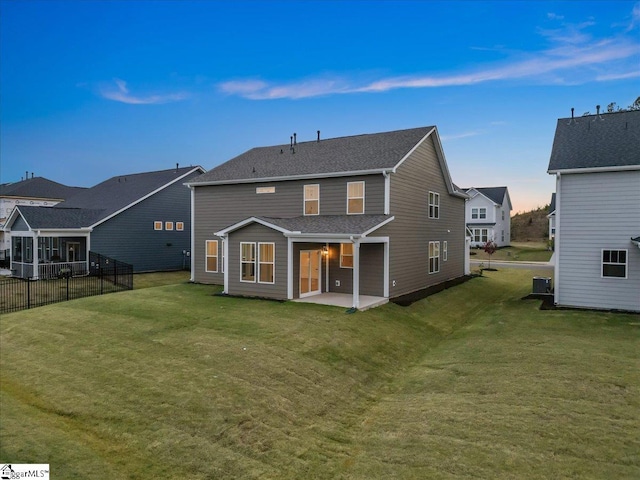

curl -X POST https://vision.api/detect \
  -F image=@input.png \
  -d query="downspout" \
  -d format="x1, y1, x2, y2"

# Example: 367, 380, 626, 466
222, 234, 229, 294
383, 171, 391, 215
554, 172, 560, 305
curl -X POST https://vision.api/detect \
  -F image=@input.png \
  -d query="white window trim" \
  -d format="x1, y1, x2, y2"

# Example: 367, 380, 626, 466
429, 191, 440, 219
472, 228, 489, 243
347, 181, 365, 215
304, 184, 320, 216
154, 221, 163, 230
240, 242, 257, 283
340, 243, 354, 269
165, 221, 174, 231
601, 249, 628, 279
176, 222, 184, 231
205, 240, 219, 273
429, 241, 440, 274
443, 241, 448, 262
258, 242, 275, 284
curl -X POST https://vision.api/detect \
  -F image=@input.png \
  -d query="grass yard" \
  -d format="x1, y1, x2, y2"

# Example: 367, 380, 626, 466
471, 241, 553, 262
1, 270, 638, 479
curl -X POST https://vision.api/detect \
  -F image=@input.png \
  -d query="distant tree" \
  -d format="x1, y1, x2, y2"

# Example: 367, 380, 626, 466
483, 240, 497, 270
582, 96, 639, 115
629, 96, 640, 111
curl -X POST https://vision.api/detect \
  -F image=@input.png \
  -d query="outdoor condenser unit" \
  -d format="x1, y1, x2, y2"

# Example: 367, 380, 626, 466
532, 276, 552, 294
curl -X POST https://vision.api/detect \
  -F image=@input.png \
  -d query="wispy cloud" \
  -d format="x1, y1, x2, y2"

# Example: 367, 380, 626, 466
99, 78, 189, 105
440, 131, 484, 141
218, 6, 640, 100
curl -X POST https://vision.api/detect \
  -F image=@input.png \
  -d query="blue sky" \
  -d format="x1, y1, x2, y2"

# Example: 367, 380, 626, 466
1, 0, 638, 213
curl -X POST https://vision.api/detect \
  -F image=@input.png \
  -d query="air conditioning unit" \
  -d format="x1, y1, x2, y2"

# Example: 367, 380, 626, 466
532, 277, 552, 294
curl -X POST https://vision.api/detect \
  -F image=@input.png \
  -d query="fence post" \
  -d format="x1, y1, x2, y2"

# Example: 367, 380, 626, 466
27, 278, 31, 309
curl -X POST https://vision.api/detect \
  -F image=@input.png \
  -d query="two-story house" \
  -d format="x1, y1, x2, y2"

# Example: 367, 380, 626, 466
187, 126, 469, 310
4, 166, 204, 278
547, 109, 639, 312
464, 187, 512, 247
0, 175, 85, 263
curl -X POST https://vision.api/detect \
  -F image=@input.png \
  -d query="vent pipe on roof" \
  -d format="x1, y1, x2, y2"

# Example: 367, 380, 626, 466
293, 133, 297, 145
176, 163, 179, 171
290, 136, 293, 148
594, 105, 604, 122
317, 130, 320, 142
31, 172, 34, 179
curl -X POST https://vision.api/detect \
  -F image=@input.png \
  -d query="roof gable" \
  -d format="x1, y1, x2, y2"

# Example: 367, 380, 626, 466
548, 110, 640, 172
5, 205, 102, 230
59, 166, 203, 226
464, 187, 509, 207
191, 127, 434, 184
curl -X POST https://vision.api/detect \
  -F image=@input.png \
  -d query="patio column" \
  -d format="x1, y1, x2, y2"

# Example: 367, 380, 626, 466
352, 239, 360, 309
32, 232, 40, 280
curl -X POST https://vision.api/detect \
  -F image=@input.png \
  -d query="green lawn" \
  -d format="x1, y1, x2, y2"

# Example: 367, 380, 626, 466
1, 270, 638, 479
471, 241, 553, 262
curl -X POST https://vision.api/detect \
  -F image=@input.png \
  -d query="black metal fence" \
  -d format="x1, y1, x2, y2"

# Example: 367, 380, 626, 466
0, 252, 133, 314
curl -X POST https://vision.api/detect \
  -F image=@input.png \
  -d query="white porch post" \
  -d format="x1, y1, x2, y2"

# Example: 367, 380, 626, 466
32, 232, 40, 280
222, 234, 229, 294
287, 237, 294, 299
352, 239, 360, 309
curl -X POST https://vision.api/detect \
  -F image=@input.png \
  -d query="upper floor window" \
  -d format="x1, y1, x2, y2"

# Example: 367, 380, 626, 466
176, 222, 184, 231
304, 184, 319, 215
429, 192, 440, 219
472, 207, 487, 219
602, 250, 627, 278
154, 221, 163, 230
206, 240, 218, 273
502, 211, 505, 221
165, 221, 174, 231
347, 181, 364, 214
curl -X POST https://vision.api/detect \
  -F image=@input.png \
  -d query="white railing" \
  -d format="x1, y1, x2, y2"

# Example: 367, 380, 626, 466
38, 261, 88, 279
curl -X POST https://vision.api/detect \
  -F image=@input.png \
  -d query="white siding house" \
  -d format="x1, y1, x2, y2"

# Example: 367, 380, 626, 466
548, 109, 640, 313
464, 187, 512, 247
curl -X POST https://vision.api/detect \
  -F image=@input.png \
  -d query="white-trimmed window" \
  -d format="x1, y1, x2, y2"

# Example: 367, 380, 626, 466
240, 242, 256, 282
443, 241, 448, 261
205, 240, 218, 272
347, 181, 365, 214
304, 184, 319, 215
502, 211, 505, 221
176, 222, 184, 231
154, 221, 163, 230
473, 228, 488, 243
165, 221, 174, 231
429, 192, 440, 219
340, 243, 354, 268
501, 230, 505, 242
429, 241, 440, 274
472, 208, 487, 220
602, 249, 627, 278
258, 242, 275, 284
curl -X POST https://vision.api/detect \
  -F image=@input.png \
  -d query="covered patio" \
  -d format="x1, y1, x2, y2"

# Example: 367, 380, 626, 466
293, 292, 388, 311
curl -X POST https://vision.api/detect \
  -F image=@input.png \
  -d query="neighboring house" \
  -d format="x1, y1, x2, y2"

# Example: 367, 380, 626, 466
547, 193, 556, 241
463, 186, 512, 247
0, 176, 85, 262
4, 166, 204, 278
187, 126, 469, 309
547, 109, 640, 312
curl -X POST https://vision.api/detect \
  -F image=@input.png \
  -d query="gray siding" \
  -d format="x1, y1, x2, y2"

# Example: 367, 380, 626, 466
556, 170, 640, 312
91, 171, 199, 272
193, 175, 385, 284
12, 216, 29, 231
227, 223, 288, 300
377, 134, 466, 298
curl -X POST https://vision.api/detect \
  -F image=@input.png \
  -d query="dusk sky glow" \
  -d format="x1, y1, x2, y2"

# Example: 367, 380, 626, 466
1, 0, 638, 213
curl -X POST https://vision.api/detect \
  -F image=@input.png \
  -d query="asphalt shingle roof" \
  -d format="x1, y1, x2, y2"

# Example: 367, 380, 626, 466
59, 166, 200, 223
547, 110, 640, 172
191, 127, 434, 184
16, 206, 105, 229
0, 177, 85, 200
465, 187, 508, 206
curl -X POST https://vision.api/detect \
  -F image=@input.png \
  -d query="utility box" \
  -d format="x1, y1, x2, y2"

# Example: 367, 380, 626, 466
532, 277, 552, 294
